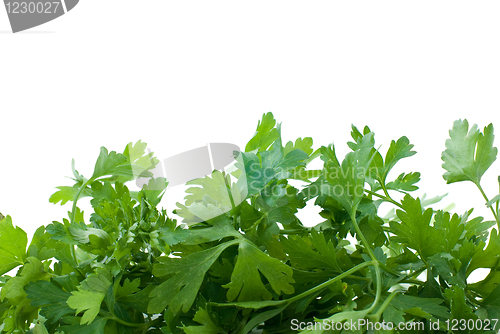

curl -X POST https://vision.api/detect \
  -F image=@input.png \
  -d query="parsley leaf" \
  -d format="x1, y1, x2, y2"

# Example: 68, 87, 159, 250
224, 240, 294, 302
442, 119, 497, 184
25, 280, 73, 323
3, 115, 500, 333
183, 307, 224, 334
0, 216, 27, 275
245, 112, 279, 152
390, 195, 443, 259
324, 131, 375, 213
148, 240, 239, 314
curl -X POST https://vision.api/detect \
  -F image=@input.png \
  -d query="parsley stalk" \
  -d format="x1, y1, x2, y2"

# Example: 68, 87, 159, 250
475, 181, 500, 228
369, 289, 404, 321
349, 209, 382, 314
365, 189, 404, 209
70, 179, 92, 224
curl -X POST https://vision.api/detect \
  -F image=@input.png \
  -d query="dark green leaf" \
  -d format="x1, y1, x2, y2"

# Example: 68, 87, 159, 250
148, 240, 239, 314
224, 240, 294, 302
390, 195, 443, 259
183, 307, 224, 334
482, 283, 500, 331
59, 317, 107, 334
25, 280, 73, 322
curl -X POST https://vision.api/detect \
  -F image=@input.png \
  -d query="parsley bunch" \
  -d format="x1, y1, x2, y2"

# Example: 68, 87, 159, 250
1, 113, 500, 334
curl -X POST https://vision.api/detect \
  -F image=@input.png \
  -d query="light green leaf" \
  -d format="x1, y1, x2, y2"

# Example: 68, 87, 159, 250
486, 194, 500, 208
120, 140, 159, 182
63, 269, 112, 325
175, 170, 245, 224
245, 112, 279, 152
49, 185, 92, 205
90, 141, 158, 183
442, 120, 497, 184
78, 269, 112, 294
384, 172, 420, 192
67, 289, 106, 325
91, 147, 128, 182
47, 220, 111, 248
284, 137, 314, 156
1, 257, 50, 305
0, 216, 27, 275
136, 177, 168, 206
382, 136, 416, 182
32, 322, 50, 334
27, 226, 57, 261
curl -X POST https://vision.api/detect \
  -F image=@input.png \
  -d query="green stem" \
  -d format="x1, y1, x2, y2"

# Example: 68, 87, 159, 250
223, 174, 240, 229
68, 180, 93, 263
346, 274, 371, 281
249, 214, 266, 230
109, 316, 145, 328
211, 261, 374, 309
285, 261, 375, 305
371, 289, 404, 320
70, 180, 91, 223
366, 261, 382, 313
400, 279, 425, 285
100, 310, 147, 328
349, 210, 382, 313
378, 262, 402, 277
366, 189, 404, 209
349, 210, 376, 262
475, 182, 500, 228
381, 183, 395, 204
496, 177, 499, 221
402, 266, 427, 282
223, 173, 236, 210
280, 228, 311, 234
70, 246, 77, 266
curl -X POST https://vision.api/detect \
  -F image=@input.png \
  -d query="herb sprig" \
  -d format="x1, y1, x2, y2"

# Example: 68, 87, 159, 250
1, 113, 499, 333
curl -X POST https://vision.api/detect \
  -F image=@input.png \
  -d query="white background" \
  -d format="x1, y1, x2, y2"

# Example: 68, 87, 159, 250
1, 1, 500, 282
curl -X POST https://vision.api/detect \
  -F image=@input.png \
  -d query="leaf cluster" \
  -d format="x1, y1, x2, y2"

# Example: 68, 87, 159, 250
1, 114, 500, 333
